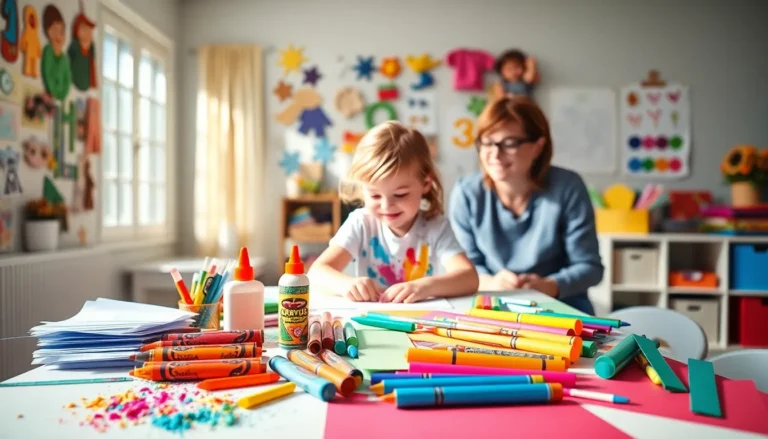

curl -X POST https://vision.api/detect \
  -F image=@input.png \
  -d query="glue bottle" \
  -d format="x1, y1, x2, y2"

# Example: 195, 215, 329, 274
278, 246, 309, 349
222, 247, 264, 331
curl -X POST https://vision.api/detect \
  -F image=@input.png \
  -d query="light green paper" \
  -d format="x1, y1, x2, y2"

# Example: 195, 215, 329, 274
347, 328, 412, 377
536, 300, 584, 316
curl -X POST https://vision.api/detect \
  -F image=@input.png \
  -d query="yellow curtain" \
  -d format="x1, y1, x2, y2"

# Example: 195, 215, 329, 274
195, 45, 265, 257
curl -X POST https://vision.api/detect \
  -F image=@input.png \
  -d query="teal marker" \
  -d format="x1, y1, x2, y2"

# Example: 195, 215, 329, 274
344, 322, 359, 358
268, 356, 336, 402
351, 316, 415, 332
372, 375, 541, 395
595, 335, 640, 379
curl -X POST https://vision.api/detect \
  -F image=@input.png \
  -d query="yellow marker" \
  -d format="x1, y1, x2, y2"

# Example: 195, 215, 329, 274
237, 382, 296, 409
634, 352, 661, 385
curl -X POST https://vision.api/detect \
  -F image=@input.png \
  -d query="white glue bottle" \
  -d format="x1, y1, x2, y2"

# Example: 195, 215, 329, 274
223, 247, 264, 331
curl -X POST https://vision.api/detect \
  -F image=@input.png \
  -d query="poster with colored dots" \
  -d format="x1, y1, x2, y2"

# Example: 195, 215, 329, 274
620, 83, 690, 177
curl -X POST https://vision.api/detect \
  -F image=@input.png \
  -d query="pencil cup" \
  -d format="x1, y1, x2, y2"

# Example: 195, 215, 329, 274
178, 301, 221, 330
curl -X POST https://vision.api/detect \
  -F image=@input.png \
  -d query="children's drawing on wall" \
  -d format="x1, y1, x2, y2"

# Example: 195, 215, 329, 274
352, 56, 375, 81
492, 49, 539, 100
446, 48, 494, 91
0, 66, 20, 102
1, 0, 19, 63
275, 88, 332, 137
22, 134, 51, 169
0, 198, 13, 251
41, 5, 71, 101
71, 153, 94, 212
446, 103, 476, 149
0, 145, 22, 195
278, 44, 307, 77
313, 137, 336, 165
0, 101, 18, 139
20, 4, 40, 78
405, 53, 440, 90
22, 83, 53, 129
341, 130, 363, 154
273, 80, 292, 102
68, 1, 97, 91
302, 65, 322, 86
334, 87, 364, 119
467, 95, 487, 117
278, 150, 301, 177
402, 91, 437, 137
364, 101, 397, 129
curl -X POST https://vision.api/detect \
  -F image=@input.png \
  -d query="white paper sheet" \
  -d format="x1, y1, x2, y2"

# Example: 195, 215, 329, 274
265, 286, 454, 310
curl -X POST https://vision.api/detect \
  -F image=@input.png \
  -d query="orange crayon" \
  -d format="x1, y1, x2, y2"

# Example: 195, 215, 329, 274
130, 359, 267, 381
406, 348, 568, 372
318, 349, 364, 387
321, 312, 334, 350
131, 343, 263, 362
287, 350, 357, 397
433, 328, 582, 363
197, 372, 281, 391
142, 330, 264, 351
308, 316, 323, 354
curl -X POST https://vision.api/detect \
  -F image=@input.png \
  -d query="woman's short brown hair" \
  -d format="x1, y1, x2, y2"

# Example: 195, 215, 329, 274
476, 96, 553, 189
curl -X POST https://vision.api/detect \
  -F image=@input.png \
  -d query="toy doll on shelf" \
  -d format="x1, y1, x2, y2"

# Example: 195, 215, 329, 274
492, 49, 539, 100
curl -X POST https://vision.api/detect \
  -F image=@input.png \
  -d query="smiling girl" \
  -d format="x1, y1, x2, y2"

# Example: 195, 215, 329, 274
308, 121, 479, 303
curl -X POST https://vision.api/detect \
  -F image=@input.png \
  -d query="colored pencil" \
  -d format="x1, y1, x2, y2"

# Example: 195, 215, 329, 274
564, 388, 629, 404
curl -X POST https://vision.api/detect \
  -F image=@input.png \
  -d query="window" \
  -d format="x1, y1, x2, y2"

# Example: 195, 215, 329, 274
100, 4, 174, 240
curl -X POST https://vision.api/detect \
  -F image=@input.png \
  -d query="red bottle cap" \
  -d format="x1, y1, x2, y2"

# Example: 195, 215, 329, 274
233, 247, 255, 281
284, 245, 304, 275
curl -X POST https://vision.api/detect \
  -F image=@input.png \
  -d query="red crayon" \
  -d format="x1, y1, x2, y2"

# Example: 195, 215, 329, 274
142, 330, 264, 351
321, 312, 334, 350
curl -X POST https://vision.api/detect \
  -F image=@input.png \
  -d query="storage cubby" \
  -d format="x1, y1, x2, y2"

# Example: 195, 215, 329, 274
669, 295, 721, 347
667, 241, 726, 293
612, 242, 662, 290
612, 290, 664, 311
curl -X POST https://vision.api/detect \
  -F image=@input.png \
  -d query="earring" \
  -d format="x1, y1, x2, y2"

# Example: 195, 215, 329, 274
420, 198, 431, 211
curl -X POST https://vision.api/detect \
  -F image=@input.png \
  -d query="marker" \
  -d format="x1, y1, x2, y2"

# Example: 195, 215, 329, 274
594, 335, 640, 379
268, 356, 337, 402
170, 268, 193, 304
351, 316, 415, 332
287, 350, 357, 397
318, 349, 363, 387
373, 372, 459, 384
321, 312, 335, 350
131, 343, 262, 362
264, 302, 279, 314
142, 330, 264, 351
408, 362, 576, 386
468, 309, 583, 334
432, 327, 581, 362
537, 311, 630, 329
564, 388, 629, 404
0, 377, 133, 387
307, 315, 322, 355
635, 352, 662, 385
379, 383, 562, 408
194, 257, 212, 304
437, 344, 560, 362
197, 372, 281, 391
237, 382, 296, 409
130, 359, 267, 381
500, 298, 538, 307
370, 375, 545, 395
332, 318, 346, 355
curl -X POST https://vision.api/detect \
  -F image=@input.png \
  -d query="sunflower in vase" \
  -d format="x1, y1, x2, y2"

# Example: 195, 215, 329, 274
721, 145, 768, 207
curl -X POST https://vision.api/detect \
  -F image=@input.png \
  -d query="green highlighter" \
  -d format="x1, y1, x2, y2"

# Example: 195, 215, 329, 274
264, 302, 278, 314
351, 316, 416, 333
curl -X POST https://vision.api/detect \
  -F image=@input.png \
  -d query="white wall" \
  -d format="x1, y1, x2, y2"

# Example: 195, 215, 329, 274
178, 0, 768, 282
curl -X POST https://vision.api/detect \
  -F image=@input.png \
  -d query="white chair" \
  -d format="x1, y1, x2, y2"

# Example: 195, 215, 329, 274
709, 349, 768, 393
607, 306, 708, 362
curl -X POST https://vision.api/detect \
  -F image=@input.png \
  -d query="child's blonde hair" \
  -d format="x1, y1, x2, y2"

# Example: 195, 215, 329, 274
340, 121, 444, 220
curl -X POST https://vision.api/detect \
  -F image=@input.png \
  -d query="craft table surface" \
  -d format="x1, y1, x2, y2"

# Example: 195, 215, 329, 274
0, 290, 762, 439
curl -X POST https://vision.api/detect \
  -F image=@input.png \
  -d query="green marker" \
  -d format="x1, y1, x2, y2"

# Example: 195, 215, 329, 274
581, 340, 598, 358
594, 335, 640, 379
264, 301, 278, 314
351, 316, 415, 333
343, 322, 359, 358
588, 186, 606, 208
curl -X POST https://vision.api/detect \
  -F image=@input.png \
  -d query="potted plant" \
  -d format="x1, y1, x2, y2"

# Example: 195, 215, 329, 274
24, 198, 67, 252
721, 145, 768, 207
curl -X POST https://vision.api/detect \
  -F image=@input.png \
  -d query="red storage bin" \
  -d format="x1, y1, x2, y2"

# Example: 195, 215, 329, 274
739, 297, 768, 347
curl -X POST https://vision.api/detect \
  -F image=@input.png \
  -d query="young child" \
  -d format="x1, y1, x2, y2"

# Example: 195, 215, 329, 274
492, 49, 539, 99
308, 121, 479, 303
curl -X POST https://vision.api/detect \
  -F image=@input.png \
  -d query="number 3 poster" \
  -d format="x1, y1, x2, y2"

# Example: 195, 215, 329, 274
620, 82, 691, 178
441, 102, 479, 194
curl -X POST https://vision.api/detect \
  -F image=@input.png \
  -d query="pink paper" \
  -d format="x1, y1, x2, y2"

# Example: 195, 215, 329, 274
422, 311, 575, 336
578, 359, 768, 435
324, 397, 630, 439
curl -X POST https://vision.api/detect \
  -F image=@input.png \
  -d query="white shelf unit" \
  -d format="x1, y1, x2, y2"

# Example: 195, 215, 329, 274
589, 233, 768, 350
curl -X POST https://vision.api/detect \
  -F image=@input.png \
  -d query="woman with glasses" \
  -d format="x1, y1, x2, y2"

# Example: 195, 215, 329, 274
448, 96, 603, 314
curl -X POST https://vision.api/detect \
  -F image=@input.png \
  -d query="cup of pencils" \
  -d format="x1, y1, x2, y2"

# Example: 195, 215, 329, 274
179, 301, 221, 330
170, 257, 236, 331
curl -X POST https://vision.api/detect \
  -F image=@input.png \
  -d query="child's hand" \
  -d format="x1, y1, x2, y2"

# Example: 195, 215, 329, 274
518, 274, 558, 298
491, 269, 520, 290
380, 281, 430, 303
344, 277, 381, 302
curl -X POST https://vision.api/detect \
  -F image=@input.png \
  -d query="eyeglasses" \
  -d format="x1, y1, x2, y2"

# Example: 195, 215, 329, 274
475, 136, 536, 152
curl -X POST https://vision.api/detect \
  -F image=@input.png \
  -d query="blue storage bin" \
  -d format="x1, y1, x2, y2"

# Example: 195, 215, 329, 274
730, 244, 768, 290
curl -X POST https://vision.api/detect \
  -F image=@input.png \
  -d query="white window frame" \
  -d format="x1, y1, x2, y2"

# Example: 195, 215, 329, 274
98, 0, 176, 243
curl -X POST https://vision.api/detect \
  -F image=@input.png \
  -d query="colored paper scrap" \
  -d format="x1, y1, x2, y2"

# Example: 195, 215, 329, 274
688, 359, 722, 417
634, 335, 687, 392
347, 328, 412, 373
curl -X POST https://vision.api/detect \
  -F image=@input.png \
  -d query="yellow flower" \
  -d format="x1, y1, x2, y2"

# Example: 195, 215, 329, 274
722, 145, 757, 176
758, 148, 768, 171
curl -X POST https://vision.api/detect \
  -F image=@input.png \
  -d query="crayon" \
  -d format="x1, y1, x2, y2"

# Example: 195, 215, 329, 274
433, 328, 581, 362
371, 372, 466, 385
170, 268, 193, 304
438, 344, 561, 363
197, 372, 281, 391
594, 335, 640, 379
130, 359, 267, 381
371, 375, 545, 395
382, 371, 575, 387
318, 349, 364, 387
131, 343, 262, 362
481, 295, 492, 310
634, 352, 662, 385
332, 318, 346, 355
149, 330, 263, 347
351, 316, 415, 332
435, 317, 580, 346
380, 383, 563, 408
472, 295, 483, 309
491, 296, 502, 311
468, 309, 583, 335
321, 312, 335, 350
287, 350, 357, 397
408, 362, 577, 387
343, 323, 358, 358
366, 313, 504, 335
564, 388, 629, 404
406, 348, 567, 372
581, 340, 598, 358
237, 382, 296, 409
307, 316, 323, 355
448, 313, 575, 336
268, 356, 336, 402
538, 311, 629, 328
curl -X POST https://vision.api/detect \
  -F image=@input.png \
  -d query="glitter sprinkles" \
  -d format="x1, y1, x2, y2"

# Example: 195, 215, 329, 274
67, 383, 239, 433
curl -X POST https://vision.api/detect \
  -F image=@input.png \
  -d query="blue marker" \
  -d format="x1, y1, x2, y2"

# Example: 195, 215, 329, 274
371, 375, 544, 395
380, 383, 562, 408
268, 356, 336, 402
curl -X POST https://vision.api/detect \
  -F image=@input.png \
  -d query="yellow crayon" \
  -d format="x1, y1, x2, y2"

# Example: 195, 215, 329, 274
634, 352, 661, 385
237, 382, 296, 409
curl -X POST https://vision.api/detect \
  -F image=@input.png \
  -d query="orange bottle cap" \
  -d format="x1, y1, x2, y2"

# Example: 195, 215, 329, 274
284, 245, 305, 274
233, 247, 255, 281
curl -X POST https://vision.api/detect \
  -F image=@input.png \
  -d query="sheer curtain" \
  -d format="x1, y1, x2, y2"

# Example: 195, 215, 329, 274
195, 45, 265, 257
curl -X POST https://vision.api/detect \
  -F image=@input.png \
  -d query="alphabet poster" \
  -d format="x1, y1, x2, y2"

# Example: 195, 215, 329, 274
620, 83, 690, 178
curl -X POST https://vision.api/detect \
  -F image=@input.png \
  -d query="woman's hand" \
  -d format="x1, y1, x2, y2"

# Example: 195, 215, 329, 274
344, 277, 382, 302
491, 269, 521, 290
380, 280, 431, 303
518, 274, 558, 298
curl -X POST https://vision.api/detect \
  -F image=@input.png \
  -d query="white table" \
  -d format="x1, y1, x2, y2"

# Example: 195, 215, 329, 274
0, 290, 762, 439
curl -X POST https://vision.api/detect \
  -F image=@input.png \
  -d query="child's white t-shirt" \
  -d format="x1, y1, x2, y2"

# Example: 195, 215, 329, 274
329, 208, 465, 287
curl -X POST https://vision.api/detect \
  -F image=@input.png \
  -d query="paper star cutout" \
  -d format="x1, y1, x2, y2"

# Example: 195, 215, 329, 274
278, 44, 307, 76
467, 96, 487, 117
313, 138, 336, 165
278, 150, 301, 176
380, 57, 401, 79
273, 80, 292, 101
353, 56, 375, 81
303, 66, 322, 86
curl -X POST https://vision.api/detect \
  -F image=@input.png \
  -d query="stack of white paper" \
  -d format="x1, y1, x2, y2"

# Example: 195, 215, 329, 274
30, 298, 196, 369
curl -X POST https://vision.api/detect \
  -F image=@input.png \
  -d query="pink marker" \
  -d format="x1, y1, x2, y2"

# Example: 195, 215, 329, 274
408, 362, 577, 387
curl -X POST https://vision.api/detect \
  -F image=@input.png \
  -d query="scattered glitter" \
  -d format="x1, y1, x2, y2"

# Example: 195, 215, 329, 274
65, 402, 77, 409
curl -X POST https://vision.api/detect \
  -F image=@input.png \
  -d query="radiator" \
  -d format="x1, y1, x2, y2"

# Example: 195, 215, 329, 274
0, 244, 174, 381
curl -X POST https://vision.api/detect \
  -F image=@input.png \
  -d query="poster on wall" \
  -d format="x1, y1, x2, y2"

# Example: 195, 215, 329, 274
619, 82, 691, 178
550, 87, 617, 174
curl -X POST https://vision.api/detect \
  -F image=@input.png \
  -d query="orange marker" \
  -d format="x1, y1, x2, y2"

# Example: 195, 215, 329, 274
131, 343, 262, 362
321, 312, 334, 350
318, 349, 363, 387
433, 328, 582, 363
287, 350, 357, 397
406, 348, 567, 372
197, 372, 281, 391
130, 359, 267, 381
141, 330, 264, 351
171, 268, 193, 304
308, 315, 323, 354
